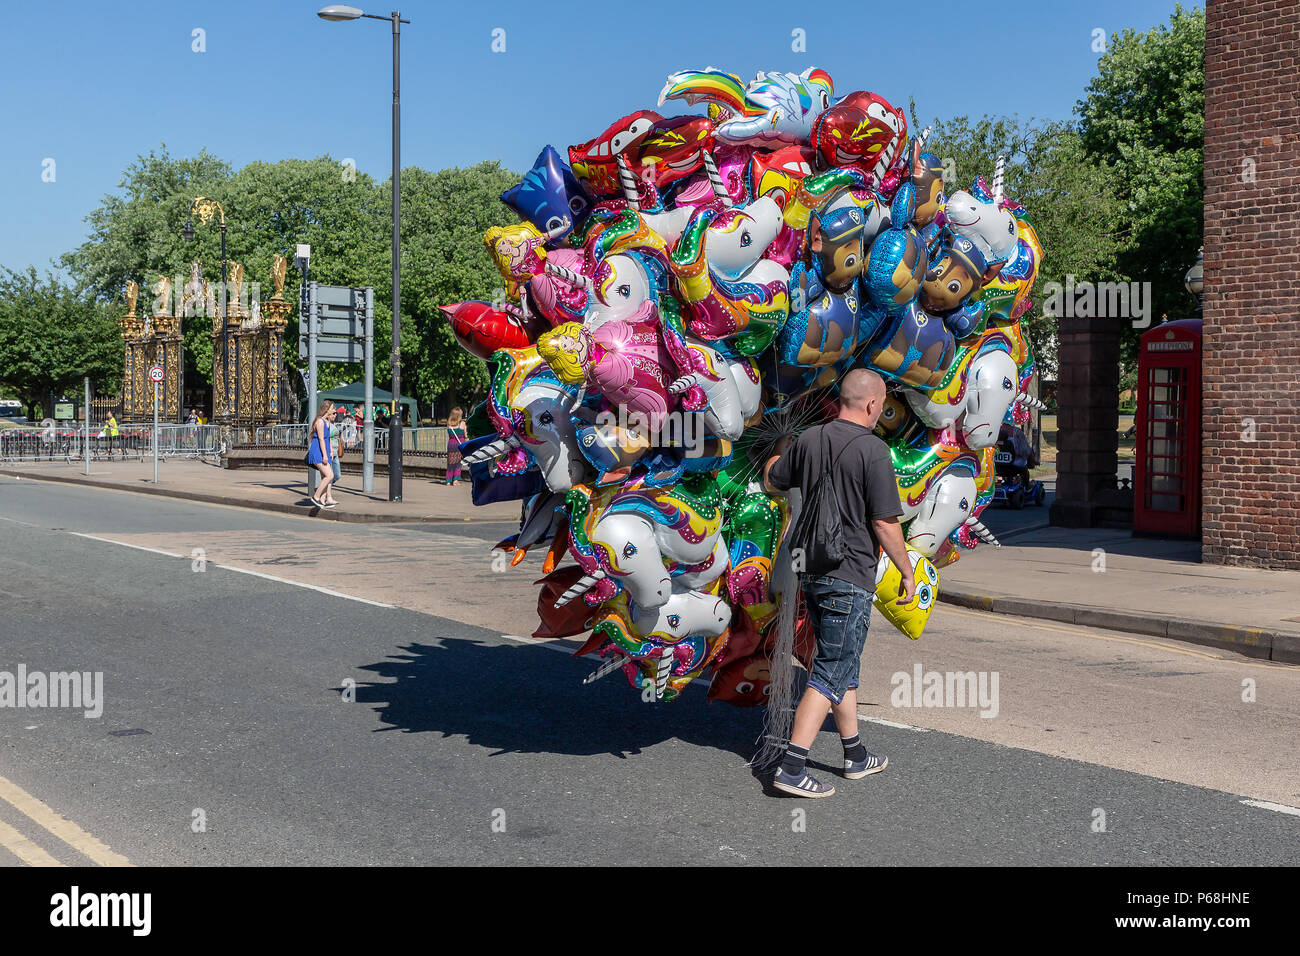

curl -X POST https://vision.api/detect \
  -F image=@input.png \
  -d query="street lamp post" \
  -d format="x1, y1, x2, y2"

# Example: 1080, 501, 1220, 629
318, 4, 409, 502
182, 197, 228, 421
1184, 246, 1204, 316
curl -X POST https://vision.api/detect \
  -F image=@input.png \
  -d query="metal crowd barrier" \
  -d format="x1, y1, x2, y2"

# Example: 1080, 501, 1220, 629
155, 424, 221, 460
0, 424, 220, 463
0, 425, 93, 462
373, 426, 447, 456
224, 423, 448, 468
230, 423, 310, 449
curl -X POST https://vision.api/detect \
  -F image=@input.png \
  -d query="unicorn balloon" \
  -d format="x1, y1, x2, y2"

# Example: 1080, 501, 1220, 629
461, 348, 592, 492
659, 68, 835, 147
943, 159, 1018, 271
580, 583, 731, 701
905, 346, 1019, 448
557, 481, 729, 610
670, 194, 791, 354
668, 339, 762, 441
894, 441, 997, 558
904, 324, 1036, 447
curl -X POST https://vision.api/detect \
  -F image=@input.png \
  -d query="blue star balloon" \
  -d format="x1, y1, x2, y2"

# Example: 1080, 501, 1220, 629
500, 145, 593, 239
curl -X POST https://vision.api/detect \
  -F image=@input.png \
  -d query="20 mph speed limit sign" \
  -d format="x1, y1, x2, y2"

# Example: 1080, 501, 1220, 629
149, 365, 164, 383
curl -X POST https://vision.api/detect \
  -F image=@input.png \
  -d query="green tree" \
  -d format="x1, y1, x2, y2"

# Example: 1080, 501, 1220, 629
386, 162, 521, 413
910, 110, 1128, 375
62, 147, 388, 396
1076, 4, 1205, 330
60, 147, 519, 417
0, 267, 122, 418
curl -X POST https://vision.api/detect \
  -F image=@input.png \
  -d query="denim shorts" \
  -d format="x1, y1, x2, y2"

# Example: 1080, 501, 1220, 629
801, 573, 874, 705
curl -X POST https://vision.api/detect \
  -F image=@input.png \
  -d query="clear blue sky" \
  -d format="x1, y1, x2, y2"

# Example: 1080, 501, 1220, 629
0, 0, 1194, 275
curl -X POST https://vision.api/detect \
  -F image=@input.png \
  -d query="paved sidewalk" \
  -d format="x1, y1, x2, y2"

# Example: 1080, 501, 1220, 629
0, 458, 520, 523
3, 458, 1297, 661
940, 525, 1300, 663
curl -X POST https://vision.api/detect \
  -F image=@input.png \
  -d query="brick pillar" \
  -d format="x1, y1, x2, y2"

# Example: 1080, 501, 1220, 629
1050, 313, 1131, 528
1203, 0, 1300, 569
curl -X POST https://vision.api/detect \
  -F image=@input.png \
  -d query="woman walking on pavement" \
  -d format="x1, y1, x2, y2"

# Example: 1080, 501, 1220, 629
307, 401, 338, 508
444, 406, 467, 485
330, 406, 346, 490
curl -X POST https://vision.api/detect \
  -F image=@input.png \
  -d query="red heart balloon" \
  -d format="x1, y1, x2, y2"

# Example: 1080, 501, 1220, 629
440, 301, 544, 359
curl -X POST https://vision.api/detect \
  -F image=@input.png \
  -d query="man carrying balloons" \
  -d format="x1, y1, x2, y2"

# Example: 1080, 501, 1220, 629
762, 369, 917, 798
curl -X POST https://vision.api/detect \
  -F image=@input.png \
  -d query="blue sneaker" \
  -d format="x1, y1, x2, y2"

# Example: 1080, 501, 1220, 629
772, 768, 836, 798
843, 750, 888, 779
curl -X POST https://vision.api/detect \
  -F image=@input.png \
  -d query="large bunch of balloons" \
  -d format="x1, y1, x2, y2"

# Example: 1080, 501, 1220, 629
441, 67, 1044, 706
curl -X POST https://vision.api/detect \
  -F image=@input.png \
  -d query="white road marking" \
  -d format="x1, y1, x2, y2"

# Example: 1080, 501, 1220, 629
501, 634, 575, 655
859, 715, 931, 733
67, 532, 182, 558
62, 531, 396, 609
0, 513, 40, 528
1240, 799, 1300, 817
212, 563, 396, 608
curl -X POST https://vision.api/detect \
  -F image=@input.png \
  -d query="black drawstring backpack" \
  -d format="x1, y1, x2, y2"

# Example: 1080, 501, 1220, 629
786, 429, 870, 576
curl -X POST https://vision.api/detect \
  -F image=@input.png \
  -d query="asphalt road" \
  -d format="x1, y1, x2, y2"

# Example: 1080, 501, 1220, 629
0, 477, 1296, 866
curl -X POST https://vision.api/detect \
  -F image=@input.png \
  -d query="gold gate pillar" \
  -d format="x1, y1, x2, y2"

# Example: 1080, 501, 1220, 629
258, 255, 292, 423
118, 281, 146, 419
210, 257, 290, 428
153, 308, 184, 422
119, 278, 184, 422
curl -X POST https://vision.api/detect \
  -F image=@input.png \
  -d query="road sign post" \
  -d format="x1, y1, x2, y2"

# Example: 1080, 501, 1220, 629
363, 287, 374, 493
298, 282, 376, 494
83, 376, 91, 476
149, 364, 164, 483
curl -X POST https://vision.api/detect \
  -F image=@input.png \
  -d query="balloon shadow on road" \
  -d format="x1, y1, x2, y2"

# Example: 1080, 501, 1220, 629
353, 636, 767, 763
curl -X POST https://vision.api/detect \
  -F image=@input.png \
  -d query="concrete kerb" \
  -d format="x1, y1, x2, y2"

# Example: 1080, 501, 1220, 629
940, 588, 1299, 664
0, 469, 475, 525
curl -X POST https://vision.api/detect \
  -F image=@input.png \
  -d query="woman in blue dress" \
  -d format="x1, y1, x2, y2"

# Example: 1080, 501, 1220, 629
307, 401, 338, 508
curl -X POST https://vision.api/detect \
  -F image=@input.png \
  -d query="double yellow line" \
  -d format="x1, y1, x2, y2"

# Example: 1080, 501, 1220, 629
0, 774, 131, 866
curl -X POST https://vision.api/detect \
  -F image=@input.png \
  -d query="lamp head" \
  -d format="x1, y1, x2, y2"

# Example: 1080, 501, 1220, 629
1184, 246, 1203, 299
318, 5, 363, 20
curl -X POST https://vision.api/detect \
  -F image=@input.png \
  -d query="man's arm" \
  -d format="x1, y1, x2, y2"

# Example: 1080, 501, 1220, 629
872, 516, 917, 604
762, 434, 795, 496
866, 442, 915, 604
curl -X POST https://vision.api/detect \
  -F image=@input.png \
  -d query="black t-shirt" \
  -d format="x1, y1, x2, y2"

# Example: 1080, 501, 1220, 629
767, 419, 904, 591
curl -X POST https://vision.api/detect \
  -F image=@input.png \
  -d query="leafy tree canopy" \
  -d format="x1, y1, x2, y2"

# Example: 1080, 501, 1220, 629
910, 111, 1128, 376
0, 267, 122, 418
59, 146, 518, 413
1077, 4, 1205, 339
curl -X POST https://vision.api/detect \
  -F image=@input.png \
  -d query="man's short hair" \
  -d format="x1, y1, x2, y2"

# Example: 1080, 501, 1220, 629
840, 368, 886, 410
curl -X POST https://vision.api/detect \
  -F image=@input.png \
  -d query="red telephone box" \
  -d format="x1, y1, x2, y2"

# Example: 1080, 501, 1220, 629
1133, 319, 1202, 537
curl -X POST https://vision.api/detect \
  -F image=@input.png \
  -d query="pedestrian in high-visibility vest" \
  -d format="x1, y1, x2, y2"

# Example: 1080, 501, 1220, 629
106, 412, 119, 458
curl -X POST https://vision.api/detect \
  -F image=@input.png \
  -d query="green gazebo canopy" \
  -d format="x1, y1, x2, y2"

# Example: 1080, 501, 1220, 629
314, 382, 418, 422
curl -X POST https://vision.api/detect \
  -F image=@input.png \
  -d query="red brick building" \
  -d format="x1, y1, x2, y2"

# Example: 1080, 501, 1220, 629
1203, 0, 1300, 569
